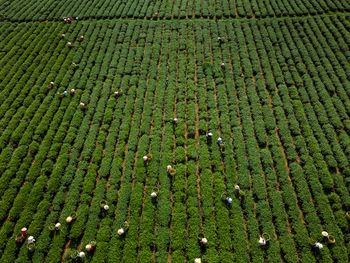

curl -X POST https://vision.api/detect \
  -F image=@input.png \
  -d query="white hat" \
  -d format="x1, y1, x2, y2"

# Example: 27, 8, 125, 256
258, 236, 266, 246
201, 237, 208, 245
85, 244, 92, 250
28, 236, 35, 243
117, 228, 125, 236
315, 242, 323, 249
321, 231, 329, 238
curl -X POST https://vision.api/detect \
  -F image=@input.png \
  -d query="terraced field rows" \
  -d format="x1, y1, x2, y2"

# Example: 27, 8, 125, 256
0, 0, 350, 21
0, 8, 349, 263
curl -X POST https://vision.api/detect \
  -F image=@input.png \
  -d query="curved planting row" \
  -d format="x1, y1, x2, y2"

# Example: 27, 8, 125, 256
0, 0, 350, 21
0, 14, 349, 262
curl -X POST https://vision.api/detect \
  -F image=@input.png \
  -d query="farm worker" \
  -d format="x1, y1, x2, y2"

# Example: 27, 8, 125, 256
79, 35, 84, 42
258, 236, 266, 246
226, 197, 233, 205
103, 204, 109, 211
234, 184, 240, 192
28, 244, 35, 253
21, 227, 27, 237
321, 231, 329, 238
194, 258, 202, 263
151, 191, 157, 198
118, 221, 129, 236
313, 242, 323, 251
70, 88, 76, 95
321, 231, 335, 243
79, 102, 86, 108
78, 251, 85, 258
221, 62, 225, 69
206, 132, 213, 138
218, 37, 225, 43
62, 90, 68, 97
346, 211, 350, 220
48, 81, 55, 89
85, 243, 95, 253
173, 118, 178, 124
117, 228, 125, 236
27, 236, 35, 244
66, 215, 73, 224
65, 17, 72, 23
200, 237, 208, 246
15, 236, 23, 245
55, 223, 61, 231
114, 91, 122, 98
217, 137, 223, 145
143, 155, 148, 162
61, 33, 65, 38
167, 165, 172, 173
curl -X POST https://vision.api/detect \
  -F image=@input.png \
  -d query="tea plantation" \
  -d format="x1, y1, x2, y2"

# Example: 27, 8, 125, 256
0, 0, 349, 262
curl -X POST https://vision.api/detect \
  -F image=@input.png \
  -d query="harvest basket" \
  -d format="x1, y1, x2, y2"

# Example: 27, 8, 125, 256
327, 235, 336, 244
71, 212, 77, 220
346, 211, 350, 220
90, 241, 97, 247
66, 249, 79, 260
27, 243, 35, 253
197, 233, 204, 241
48, 224, 56, 237
122, 221, 130, 231
168, 168, 176, 176
152, 187, 159, 193
100, 200, 108, 208
146, 154, 152, 161
237, 190, 245, 199
262, 233, 270, 242
48, 224, 56, 231
221, 192, 227, 202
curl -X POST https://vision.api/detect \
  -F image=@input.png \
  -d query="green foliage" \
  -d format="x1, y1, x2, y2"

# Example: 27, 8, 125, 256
0, 10, 350, 263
